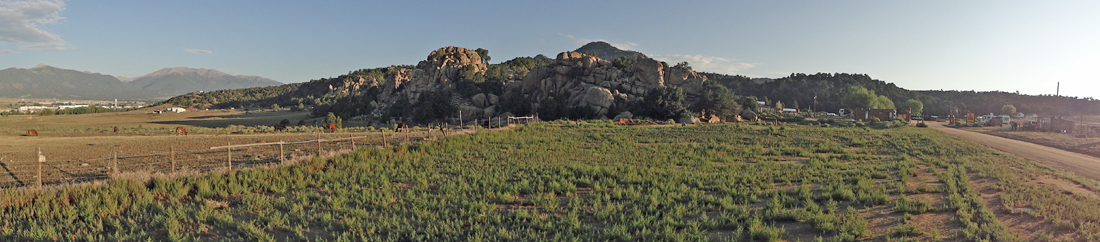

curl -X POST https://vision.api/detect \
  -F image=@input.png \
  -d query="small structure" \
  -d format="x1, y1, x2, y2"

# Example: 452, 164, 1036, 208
852, 108, 897, 121
167, 107, 186, 113
781, 108, 798, 114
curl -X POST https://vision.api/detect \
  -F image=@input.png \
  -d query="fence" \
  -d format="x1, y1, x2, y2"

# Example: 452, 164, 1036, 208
0, 125, 504, 190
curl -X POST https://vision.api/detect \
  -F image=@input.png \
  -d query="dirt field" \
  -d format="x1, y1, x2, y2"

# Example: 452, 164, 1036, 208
0, 109, 452, 188
928, 122, 1100, 181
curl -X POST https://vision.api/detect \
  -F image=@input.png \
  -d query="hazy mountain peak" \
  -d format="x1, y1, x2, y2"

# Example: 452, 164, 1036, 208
31, 63, 52, 69
143, 67, 223, 78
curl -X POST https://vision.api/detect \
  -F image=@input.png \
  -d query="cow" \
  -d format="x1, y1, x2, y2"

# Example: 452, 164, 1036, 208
113, 126, 119, 133
175, 126, 188, 136
395, 122, 408, 132
274, 125, 287, 132
26, 129, 38, 136
327, 123, 337, 132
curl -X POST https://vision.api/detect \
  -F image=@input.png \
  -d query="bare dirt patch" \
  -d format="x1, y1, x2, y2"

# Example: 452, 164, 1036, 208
971, 176, 1055, 240
1035, 176, 1100, 199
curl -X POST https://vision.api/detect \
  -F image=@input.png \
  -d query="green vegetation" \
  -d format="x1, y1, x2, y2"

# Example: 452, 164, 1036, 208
2, 122, 1096, 240
702, 72, 1100, 117
898, 99, 924, 115
1002, 104, 1016, 115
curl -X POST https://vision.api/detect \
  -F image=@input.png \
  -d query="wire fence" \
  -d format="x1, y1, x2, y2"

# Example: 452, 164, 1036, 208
0, 124, 513, 190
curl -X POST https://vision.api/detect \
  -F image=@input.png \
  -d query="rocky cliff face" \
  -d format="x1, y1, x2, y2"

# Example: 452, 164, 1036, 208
354, 45, 707, 124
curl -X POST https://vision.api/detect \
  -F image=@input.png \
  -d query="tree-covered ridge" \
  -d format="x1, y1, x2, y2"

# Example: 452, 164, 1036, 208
704, 72, 1100, 116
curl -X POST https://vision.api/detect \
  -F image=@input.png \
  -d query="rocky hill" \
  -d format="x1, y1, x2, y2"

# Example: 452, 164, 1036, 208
573, 41, 647, 61
0, 65, 282, 100
163, 43, 720, 125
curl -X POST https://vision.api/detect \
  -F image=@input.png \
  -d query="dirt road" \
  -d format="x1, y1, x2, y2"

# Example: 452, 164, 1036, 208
929, 122, 1100, 181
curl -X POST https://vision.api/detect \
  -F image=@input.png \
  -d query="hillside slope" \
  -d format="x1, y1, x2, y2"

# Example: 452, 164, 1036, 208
127, 67, 284, 98
0, 65, 139, 99
0, 65, 282, 100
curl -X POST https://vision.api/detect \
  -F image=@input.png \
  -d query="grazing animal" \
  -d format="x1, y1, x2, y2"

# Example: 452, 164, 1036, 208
327, 123, 337, 132
27, 129, 38, 136
175, 126, 188, 136
113, 126, 119, 133
395, 122, 408, 132
274, 125, 287, 132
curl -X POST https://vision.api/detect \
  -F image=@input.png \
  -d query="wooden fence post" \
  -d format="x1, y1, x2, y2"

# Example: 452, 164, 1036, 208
405, 129, 409, 144
382, 129, 388, 147
36, 147, 43, 187
460, 110, 463, 128
317, 138, 323, 156
227, 142, 232, 170
279, 141, 285, 164
475, 119, 478, 132
170, 145, 176, 173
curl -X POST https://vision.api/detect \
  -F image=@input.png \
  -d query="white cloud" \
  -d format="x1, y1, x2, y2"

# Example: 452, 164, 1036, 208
0, 0, 67, 50
185, 49, 212, 54
651, 54, 757, 75
557, 33, 638, 50
0, 49, 17, 56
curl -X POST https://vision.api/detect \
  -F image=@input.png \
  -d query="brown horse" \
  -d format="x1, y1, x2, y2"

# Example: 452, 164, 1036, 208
327, 123, 337, 132
395, 122, 408, 132
175, 126, 188, 136
274, 125, 287, 132
26, 129, 38, 136
113, 126, 119, 133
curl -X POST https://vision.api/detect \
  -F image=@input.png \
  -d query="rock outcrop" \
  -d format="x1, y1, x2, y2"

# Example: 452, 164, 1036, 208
356, 45, 709, 124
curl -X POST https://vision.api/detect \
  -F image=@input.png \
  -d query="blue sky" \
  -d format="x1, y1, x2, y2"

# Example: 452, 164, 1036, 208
2, 0, 1098, 99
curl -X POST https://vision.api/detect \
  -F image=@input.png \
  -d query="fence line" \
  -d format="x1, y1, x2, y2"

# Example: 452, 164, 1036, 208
0, 124, 523, 190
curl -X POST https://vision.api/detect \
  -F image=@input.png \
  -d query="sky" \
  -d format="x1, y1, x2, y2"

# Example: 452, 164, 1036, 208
2, 0, 1098, 99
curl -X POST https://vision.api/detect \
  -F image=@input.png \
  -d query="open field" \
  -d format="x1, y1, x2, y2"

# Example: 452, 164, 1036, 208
0, 109, 316, 137
0, 109, 452, 189
1, 122, 1098, 241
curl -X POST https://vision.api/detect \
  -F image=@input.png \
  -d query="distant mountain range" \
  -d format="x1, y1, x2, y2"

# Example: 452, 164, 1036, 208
0, 64, 283, 100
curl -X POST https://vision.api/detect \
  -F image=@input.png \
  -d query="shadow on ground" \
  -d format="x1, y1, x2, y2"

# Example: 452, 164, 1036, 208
151, 112, 311, 128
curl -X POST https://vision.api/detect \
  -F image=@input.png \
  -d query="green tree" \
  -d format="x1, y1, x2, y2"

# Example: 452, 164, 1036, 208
324, 112, 343, 128
876, 95, 895, 109
898, 99, 924, 114
842, 86, 879, 109
474, 48, 490, 63
612, 56, 635, 70
414, 90, 455, 123
633, 87, 687, 120
271, 103, 280, 110
741, 96, 760, 112
775, 100, 784, 110
690, 81, 740, 119
1001, 104, 1016, 114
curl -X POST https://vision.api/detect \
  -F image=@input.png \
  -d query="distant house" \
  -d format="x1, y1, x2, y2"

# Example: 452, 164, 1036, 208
853, 108, 896, 121
167, 107, 186, 113
781, 108, 798, 114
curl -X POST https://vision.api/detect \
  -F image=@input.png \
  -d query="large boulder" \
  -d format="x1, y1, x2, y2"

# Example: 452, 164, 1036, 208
471, 93, 488, 108
632, 58, 667, 92
582, 86, 614, 109
665, 65, 708, 96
